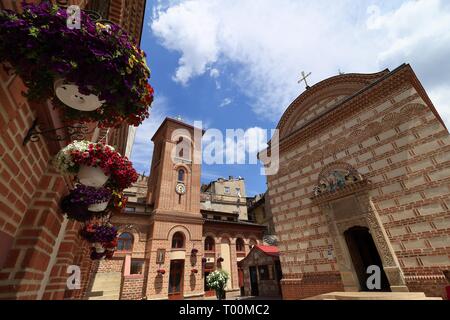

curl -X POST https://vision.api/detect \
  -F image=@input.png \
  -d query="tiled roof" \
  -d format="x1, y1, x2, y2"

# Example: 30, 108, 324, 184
255, 245, 279, 257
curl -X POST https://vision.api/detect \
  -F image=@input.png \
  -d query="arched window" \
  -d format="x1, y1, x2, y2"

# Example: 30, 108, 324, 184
204, 236, 215, 252
172, 231, 185, 249
236, 238, 245, 252
178, 169, 185, 182
117, 232, 133, 251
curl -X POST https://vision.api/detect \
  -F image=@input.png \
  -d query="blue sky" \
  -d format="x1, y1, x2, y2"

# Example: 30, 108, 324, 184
130, 0, 450, 196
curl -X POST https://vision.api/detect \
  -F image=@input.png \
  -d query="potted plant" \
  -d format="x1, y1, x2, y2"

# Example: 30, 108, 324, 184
206, 270, 229, 300
105, 250, 115, 259
70, 184, 111, 210
0, 2, 154, 128
54, 141, 139, 190
53, 140, 109, 187
70, 142, 138, 190
89, 247, 106, 260
157, 269, 166, 275
79, 222, 118, 244
108, 191, 128, 214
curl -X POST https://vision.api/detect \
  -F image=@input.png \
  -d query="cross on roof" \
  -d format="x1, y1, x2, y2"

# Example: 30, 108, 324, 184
298, 71, 312, 90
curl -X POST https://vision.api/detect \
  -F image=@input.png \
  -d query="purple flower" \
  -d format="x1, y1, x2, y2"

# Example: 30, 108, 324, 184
67, 184, 111, 206
0, 2, 153, 127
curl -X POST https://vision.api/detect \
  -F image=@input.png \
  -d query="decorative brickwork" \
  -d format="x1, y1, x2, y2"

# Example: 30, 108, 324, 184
268, 65, 450, 299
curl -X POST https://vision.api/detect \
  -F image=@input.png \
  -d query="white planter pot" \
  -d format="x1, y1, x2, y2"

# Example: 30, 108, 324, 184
96, 247, 106, 253
93, 243, 105, 253
54, 79, 105, 111
88, 200, 109, 212
78, 165, 109, 187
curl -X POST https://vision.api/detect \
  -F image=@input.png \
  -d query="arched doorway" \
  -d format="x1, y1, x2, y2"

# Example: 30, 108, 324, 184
344, 226, 391, 292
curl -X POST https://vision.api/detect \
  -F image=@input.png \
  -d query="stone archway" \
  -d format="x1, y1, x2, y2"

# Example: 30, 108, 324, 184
312, 162, 408, 293
344, 226, 391, 291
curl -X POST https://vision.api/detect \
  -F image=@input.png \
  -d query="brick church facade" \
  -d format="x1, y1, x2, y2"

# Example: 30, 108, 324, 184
266, 64, 450, 299
84, 118, 265, 300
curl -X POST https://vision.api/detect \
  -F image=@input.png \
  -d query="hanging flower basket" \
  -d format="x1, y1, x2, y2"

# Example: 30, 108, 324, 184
157, 269, 166, 275
90, 247, 106, 260
217, 257, 224, 263
54, 141, 138, 191
93, 242, 106, 253
54, 78, 105, 112
108, 192, 128, 214
0, 2, 154, 128
191, 269, 198, 274
105, 250, 115, 259
103, 238, 118, 251
191, 248, 198, 255
80, 222, 118, 244
60, 185, 111, 221
78, 165, 110, 188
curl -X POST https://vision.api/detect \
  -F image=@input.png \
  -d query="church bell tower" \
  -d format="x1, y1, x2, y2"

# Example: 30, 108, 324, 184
147, 117, 203, 215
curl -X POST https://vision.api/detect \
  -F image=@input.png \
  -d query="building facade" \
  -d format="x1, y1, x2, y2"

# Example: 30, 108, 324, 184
0, 0, 147, 299
247, 192, 277, 246
201, 177, 248, 220
266, 64, 450, 299
84, 118, 266, 300
239, 245, 282, 298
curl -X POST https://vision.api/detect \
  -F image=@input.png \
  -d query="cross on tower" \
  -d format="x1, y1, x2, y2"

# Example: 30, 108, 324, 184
298, 71, 312, 90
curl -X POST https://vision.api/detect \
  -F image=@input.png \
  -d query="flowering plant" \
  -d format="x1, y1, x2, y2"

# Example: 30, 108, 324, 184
191, 269, 198, 274
70, 142, 138, 191
79, 222, 118, 243
105, 250, 115, 259
103, 238, 118, 250
90, 248, 106, 260
157, 269, 166, 275
53, 140, 91, 174
0, 2, 154, 127
67, 184, 111, 206
206, 270, 229, 292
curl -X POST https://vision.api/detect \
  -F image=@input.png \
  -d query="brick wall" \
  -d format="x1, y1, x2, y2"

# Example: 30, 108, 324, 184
269, 68, 450, 299
121, 276, 145, 300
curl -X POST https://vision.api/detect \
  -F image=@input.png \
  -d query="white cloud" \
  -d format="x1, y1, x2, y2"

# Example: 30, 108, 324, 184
150, 0, 450, 125
209, 68, 220, 78
202, 126, 268, 164
219, 98, 232, 108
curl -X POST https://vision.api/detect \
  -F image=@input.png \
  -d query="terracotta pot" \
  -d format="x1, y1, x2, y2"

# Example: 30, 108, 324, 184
54, 79, 105, 111
78, 165, 109, 187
